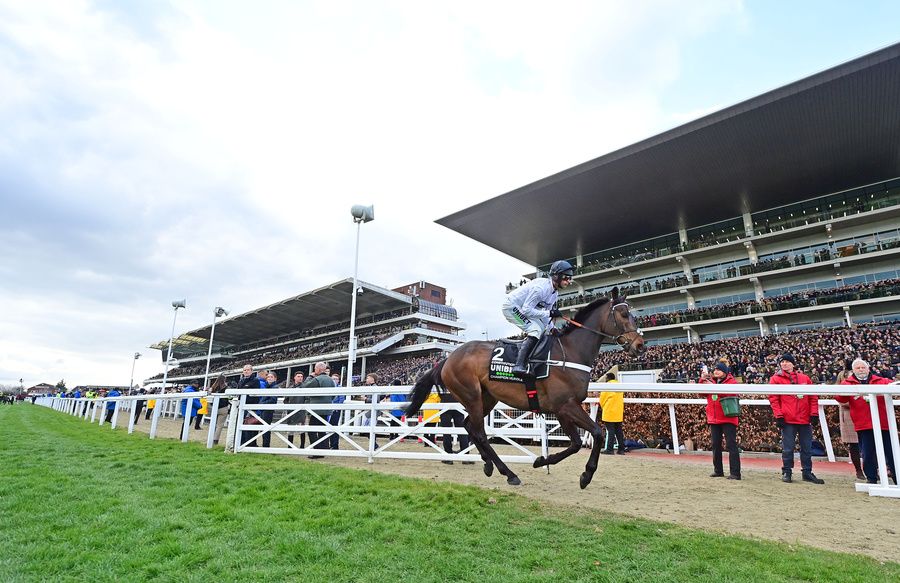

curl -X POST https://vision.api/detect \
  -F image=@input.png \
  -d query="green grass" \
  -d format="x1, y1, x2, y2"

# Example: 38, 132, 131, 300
1, 405, 898, 583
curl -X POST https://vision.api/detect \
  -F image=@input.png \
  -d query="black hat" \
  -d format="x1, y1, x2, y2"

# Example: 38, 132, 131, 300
714, 362, 730, 374
780, 353, 797, 365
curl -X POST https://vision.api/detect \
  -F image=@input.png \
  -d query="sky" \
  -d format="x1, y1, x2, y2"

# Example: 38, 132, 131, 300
1, 1, 899, 389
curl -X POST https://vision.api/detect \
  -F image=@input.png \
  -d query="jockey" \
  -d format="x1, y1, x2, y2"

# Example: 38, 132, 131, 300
501, 259, 574, 377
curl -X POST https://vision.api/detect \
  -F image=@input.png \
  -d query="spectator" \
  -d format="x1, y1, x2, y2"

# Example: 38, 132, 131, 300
837, 358, 896, 484
421, 387, 441, 448
599, 373, 626, 455
769, 353, 824, 484
105, 387, 121, 424
133, 388, 147, 425
145, 389, 157, 420
835, 369, 865, 481
179, 380, 202, 431
328, 372, 344, 450
358, 373, 378, 435
703, 363, 741, 480
257, 372, 280, 447
284, 371, 307, 447
302, 362, 336, 458
238, 364, 266, 447
208, 374, 231, 446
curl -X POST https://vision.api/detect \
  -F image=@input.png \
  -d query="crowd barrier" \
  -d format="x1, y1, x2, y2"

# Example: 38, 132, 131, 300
602, 381, 900, 499
34, 381, 900, 498
222, 387, 548, 465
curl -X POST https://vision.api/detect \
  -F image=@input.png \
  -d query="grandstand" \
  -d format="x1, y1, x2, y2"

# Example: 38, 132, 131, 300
146, 279, 464, 386
439, 42, 900, 362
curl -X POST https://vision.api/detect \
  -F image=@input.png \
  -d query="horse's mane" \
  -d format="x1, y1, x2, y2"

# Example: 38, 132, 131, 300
570, 297, 611, 325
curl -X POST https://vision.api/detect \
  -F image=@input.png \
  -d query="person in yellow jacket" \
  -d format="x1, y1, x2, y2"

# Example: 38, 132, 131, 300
195, 395, 209, 430
599, 373, 626, 455
421, 389, 441, 447
145, 390, 157, 420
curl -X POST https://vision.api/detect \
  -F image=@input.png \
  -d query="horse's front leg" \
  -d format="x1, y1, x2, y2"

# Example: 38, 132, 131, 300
560, 401, 605, 489
533, 401, 584, 468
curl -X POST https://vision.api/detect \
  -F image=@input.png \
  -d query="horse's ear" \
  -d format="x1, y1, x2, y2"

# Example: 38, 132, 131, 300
610, 286, 619, 299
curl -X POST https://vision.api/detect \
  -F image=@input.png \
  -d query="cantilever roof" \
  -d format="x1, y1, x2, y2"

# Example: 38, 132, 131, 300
437, 42, 900, 267
151, 279, 412, 359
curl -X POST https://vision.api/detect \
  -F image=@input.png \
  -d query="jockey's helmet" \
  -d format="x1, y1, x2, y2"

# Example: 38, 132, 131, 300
549, 260, 575, 278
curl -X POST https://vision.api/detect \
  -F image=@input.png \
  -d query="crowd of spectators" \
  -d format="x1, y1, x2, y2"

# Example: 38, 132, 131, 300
564, 193, 897, 279
148, 321, 433, 381
635, 279, 900, 328
361, 355, 437, 385
590, 321, 899, 455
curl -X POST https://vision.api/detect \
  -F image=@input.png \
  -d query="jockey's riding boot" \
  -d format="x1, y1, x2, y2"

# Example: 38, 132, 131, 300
512, 336, 538, 378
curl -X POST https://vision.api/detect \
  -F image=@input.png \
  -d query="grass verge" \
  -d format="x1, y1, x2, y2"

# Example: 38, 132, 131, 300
1, 405, 898, 582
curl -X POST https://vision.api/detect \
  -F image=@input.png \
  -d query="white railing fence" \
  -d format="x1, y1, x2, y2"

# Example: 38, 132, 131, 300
222, 387, 548, 465
593, 381, 900, 499
32, 381, 900, 498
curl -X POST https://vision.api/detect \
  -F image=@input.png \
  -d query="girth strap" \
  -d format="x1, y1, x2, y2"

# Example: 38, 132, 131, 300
523, 376, 541, 413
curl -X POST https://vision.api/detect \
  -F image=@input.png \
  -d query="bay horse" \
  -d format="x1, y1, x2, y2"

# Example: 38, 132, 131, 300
405, 287, 644, 488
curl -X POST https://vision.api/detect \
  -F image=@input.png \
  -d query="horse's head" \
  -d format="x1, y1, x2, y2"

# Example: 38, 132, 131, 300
607, 287, 645, 357
567, 287, 645, 356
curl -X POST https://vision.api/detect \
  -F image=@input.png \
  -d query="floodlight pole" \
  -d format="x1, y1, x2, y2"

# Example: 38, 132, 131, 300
346, 204, 373, 390
129, 352, 141, 393
152, 300, 185, 439
203, 307, 228, 390
347, 220, 362, 390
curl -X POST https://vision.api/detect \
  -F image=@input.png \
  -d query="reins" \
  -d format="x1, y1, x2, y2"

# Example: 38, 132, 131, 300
560, 301, 634, 348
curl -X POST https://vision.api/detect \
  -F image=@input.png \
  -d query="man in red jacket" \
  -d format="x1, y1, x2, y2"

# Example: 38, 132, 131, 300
837, 358, 896, 484
768, 353, 824, 484
703, 362, 741, 480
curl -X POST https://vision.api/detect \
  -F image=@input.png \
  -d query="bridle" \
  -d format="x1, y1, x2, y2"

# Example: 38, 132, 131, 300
561, 301, 639, 350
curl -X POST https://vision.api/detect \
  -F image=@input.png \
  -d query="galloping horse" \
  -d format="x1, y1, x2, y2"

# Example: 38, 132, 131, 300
406, 287, 644, 488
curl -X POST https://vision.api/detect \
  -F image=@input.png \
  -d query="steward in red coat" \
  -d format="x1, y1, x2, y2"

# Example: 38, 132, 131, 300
768, 353, 824, 484
704, 370, 739, 426
837, 359, 897, 484
836, 372, 893, 431
768, 369, 818, 424
703, 363, 741, 480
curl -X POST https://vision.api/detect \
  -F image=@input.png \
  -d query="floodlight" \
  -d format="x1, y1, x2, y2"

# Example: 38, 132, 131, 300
350, 204, 374, 223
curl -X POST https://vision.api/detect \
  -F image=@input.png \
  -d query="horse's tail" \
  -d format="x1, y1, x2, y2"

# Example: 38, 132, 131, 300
405, 360, 444, 417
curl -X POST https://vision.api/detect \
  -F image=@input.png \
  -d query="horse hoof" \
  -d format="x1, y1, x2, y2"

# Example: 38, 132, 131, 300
483, 462, 494, 477
579, 472, 592, 490
507, 476, 521, 486
532, 456, 546, 468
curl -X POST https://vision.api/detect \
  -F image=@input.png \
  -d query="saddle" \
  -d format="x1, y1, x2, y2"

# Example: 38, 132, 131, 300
488, 335, 554, 383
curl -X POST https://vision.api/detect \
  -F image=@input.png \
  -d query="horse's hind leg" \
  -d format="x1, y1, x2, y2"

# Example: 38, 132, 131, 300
463, 415, 494, 477
532, 402, 583, 468
471, 391, 498, 478
463, 398, 521, 486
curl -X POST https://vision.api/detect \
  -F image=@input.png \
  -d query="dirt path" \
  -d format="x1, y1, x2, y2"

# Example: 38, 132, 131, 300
321, 448, 900, 563
132, 418, 900, 563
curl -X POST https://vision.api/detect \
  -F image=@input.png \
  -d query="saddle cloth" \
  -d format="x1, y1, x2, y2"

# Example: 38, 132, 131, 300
488, 335, 553, 382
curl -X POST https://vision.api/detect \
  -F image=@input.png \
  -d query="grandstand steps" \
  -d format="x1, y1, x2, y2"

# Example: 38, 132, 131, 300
370, 327, 462, 353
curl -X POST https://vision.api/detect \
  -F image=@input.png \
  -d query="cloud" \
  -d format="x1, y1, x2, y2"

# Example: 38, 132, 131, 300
0, 0, 744, 386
